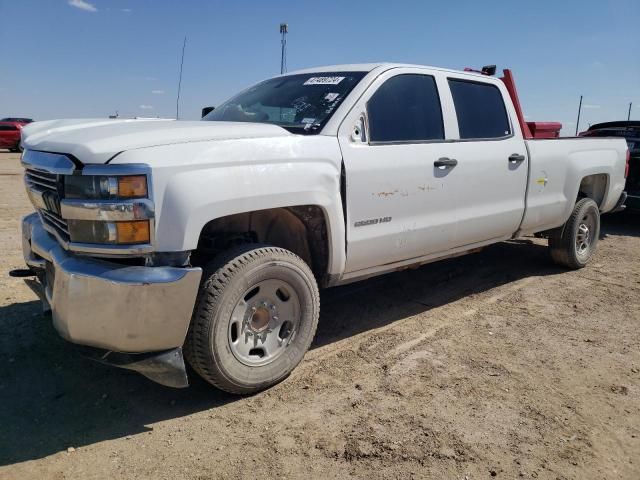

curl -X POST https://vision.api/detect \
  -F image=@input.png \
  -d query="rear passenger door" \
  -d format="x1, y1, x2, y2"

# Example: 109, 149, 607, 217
339, 68, 458, 273
443, 75, 528, 247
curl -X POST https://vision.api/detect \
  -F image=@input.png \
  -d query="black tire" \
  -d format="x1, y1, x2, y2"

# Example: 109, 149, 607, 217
184, 244, 320, 394
549, 198, 600, 269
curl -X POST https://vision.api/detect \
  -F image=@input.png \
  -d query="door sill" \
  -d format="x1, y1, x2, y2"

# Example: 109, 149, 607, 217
335, 235, 510, 286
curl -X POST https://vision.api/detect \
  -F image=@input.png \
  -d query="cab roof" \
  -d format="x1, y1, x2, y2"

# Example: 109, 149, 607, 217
286, 62, 489, 79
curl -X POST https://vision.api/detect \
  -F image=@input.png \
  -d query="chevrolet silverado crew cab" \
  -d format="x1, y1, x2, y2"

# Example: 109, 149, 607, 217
14, 63, 628, 393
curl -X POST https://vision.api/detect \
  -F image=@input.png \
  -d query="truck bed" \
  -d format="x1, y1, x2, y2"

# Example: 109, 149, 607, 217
519, 137, 628, 235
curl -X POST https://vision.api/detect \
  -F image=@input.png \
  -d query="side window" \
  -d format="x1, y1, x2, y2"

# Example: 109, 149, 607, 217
448, 79, 511, 139
367, 74, 444, 143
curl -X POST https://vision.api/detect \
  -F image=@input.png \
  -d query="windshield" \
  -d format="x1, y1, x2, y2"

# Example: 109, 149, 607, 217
202, 72, 366, 133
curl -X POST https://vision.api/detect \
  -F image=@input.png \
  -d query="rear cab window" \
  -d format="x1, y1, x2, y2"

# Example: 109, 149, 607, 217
448, 79, 511, 139
0, 125, 18, 131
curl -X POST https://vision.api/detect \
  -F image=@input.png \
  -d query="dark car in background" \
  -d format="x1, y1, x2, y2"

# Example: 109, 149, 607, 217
581, 121, 639, 210
0, 117, 33, 124
0, 122, 24, 152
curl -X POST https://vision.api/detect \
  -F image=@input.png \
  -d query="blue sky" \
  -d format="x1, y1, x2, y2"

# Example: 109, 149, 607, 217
1, 0, 638, 134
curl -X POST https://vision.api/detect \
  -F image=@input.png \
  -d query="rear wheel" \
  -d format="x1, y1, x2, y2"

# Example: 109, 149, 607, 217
549, 198, 600, 269
184, 244, 320, 394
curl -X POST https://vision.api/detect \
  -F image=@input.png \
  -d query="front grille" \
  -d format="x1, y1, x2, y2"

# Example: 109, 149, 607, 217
24, 167, 70, 242
25, 168, 59, 194
40, 209, 70, 240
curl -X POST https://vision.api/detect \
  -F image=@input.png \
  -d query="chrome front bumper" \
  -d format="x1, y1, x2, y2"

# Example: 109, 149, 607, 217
21, 213, 202, 353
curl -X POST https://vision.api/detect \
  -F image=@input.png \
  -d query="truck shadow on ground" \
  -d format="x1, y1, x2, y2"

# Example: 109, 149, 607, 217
0, 215, 636, 466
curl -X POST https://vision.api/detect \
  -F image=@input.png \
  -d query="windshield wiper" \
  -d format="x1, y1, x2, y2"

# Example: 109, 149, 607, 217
280, 124, 322, 134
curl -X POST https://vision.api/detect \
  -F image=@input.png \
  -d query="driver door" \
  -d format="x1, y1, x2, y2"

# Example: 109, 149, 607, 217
338, 68, 459, 273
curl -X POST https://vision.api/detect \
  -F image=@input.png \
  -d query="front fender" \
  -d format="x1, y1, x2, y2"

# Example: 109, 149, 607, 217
111, 136, 346, 276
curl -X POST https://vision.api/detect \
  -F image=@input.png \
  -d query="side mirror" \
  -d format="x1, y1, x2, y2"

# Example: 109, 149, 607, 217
201, 106, 215, 118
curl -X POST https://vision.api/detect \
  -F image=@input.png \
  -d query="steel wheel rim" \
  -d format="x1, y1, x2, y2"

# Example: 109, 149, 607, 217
576, 210, 596, 257
228, 278, 301, 367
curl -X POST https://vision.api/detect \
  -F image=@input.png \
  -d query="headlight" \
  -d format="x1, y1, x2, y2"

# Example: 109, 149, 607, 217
58, 168, 153, 249
67, 220, 151, 244
65, 175, 148, 200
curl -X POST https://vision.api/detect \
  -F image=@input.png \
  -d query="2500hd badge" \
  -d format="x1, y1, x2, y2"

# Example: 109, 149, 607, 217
354, 216, 392, 227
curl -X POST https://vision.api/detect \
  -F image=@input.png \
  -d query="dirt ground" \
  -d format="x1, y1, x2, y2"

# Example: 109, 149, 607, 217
0, 150, 638, 480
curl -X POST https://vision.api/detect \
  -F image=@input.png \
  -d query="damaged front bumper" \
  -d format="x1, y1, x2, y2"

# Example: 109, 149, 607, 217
19, 213, 202, 388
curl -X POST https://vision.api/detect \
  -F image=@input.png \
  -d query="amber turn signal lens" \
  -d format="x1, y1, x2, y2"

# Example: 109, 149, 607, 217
118, 175, 147, 198
116, 220, 150, 244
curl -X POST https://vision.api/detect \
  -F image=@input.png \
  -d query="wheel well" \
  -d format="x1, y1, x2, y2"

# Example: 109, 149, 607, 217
578, 174, 608, 208
193, 206, 329, 282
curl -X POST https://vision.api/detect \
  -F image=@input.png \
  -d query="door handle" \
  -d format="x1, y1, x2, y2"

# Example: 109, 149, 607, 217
509, 153, 526, 163
434, 157, 458, 168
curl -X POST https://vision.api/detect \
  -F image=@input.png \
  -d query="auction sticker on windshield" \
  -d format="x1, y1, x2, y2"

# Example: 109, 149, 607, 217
304, 76, 345, 85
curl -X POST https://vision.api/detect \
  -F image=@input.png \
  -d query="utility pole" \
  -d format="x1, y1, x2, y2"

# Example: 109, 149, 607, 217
575, 95, 583, 136
176, 36, 187, 120
628, 102, 633, 121
280, 23, 288, 74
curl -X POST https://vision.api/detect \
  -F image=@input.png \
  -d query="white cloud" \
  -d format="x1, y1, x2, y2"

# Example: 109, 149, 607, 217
121, 8, 132, 13
139, 105, 154, 110
68, 0, 97, 12
151, 90, 165, 95
582, 104, 601, 109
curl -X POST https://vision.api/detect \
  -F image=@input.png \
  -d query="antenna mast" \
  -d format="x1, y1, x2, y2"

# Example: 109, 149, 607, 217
176, 36, 187, 120
575, 95, 583, 136
280, 23, 288, 74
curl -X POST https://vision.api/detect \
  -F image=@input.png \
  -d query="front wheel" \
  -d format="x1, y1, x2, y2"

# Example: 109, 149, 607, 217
549, 198, 600, 269
184, 244, 320, 394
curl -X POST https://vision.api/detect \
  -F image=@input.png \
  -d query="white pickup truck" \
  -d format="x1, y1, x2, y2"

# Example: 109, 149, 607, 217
15, 63, 629, 393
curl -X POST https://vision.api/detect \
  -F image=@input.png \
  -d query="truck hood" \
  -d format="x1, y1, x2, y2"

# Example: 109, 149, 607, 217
21, 118, 292, 164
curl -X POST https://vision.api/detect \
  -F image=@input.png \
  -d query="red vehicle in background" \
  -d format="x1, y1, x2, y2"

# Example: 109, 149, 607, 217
0, 119, 30, 152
